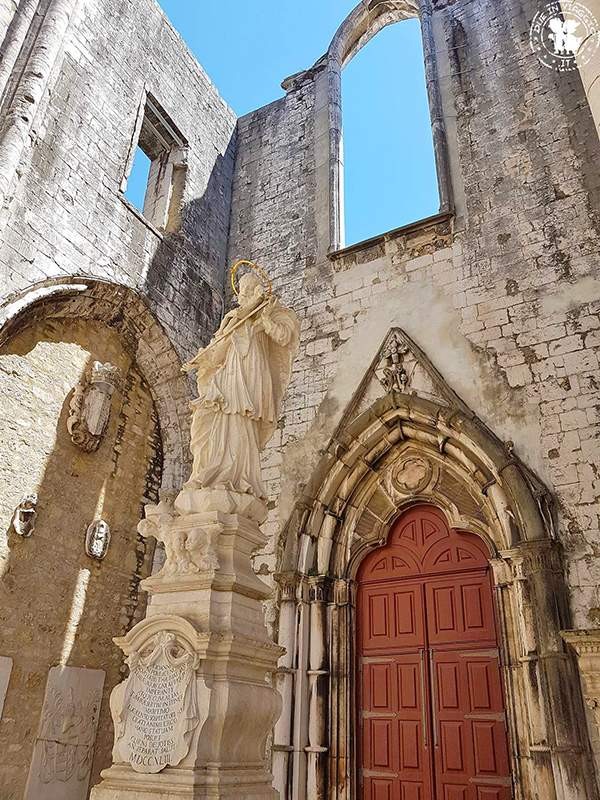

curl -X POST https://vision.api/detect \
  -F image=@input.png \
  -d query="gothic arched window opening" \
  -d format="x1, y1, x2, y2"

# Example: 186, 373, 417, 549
341, 19, 440, 246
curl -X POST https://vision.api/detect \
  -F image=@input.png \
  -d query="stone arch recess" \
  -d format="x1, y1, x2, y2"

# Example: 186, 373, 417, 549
273, 393, 597, 800
291, 0, 452, 256
0, 277, 191, 492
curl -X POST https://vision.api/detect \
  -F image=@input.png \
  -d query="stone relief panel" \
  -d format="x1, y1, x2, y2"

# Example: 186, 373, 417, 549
0, 656, 12, 719
110, 630, 199, 773
137, 498, 219, 578
67, 361, 120, 452
24, 666, 105, 800
391, 455, 434, 495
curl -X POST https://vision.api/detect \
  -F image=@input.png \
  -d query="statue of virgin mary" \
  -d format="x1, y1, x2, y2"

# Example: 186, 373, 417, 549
181, 271, 299, 501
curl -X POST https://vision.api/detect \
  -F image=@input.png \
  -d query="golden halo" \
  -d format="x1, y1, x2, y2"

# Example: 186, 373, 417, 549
230, 259, 273, 297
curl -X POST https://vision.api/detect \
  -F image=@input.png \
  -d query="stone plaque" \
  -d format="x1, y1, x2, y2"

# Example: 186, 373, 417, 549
0, 656, 12, 719
111, 630, 198, 773
24, 665, 105, 800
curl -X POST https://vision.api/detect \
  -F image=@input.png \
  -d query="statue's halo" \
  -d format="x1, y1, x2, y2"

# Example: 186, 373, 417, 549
230, 259, 273, 297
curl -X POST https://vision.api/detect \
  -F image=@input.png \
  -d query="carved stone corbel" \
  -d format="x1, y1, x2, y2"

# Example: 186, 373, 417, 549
67, 361, 120, 452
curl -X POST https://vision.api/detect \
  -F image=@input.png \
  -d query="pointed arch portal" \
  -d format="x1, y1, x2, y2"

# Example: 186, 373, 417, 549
273, 339, 597, 799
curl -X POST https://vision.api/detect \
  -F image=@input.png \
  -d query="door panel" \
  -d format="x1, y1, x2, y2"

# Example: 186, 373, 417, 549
432, 651, 511, 800
425, 572, 497, 647
361, 582, 426, 653
361, 654, 433, 800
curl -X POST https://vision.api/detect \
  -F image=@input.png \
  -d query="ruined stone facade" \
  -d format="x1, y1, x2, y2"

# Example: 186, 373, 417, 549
1, 0, 600, 798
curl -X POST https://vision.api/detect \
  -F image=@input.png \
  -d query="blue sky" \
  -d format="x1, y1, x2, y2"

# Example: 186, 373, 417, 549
127, 1, 439, 245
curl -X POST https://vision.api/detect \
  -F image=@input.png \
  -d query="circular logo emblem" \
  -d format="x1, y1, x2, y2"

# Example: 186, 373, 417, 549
530, 1, 599, 71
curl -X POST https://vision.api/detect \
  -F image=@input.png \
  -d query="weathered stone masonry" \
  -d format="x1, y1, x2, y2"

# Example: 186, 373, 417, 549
0, 0, 235, 796
226, 1, 600, 797
1, 0, 600, 797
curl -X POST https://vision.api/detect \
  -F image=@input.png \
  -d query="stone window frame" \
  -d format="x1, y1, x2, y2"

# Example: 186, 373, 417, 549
284, 0, 454, 260
121, 89, 189, 234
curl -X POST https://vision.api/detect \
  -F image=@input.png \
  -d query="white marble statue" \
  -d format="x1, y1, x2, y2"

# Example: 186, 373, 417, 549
182, 272, 299, 501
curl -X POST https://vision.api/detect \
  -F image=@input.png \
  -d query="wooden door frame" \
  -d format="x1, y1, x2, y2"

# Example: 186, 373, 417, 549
354, 507, 511, 799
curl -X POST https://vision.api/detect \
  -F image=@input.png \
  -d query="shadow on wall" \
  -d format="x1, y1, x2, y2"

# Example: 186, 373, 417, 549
0, 318, 162, 797
142, 144, 237, 363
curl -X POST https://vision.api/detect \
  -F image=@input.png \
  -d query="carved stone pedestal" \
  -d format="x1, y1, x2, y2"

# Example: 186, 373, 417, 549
90, 497, 283, 800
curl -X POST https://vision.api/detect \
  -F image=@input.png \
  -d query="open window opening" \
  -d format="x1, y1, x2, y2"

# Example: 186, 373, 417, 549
341, 19, 440, 246
122, 94, 188, 233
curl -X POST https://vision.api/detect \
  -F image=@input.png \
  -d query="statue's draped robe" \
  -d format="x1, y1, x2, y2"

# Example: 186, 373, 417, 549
189, 300, 299, 499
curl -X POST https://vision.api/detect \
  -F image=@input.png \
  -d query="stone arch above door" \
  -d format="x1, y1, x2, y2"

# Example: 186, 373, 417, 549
272, 328, 597, 800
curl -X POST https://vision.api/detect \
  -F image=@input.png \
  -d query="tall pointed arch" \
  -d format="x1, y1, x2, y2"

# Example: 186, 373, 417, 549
297, 0, 453, 256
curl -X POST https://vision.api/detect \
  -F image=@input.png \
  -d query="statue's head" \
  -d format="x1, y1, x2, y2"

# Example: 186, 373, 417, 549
237, 272, 265, 309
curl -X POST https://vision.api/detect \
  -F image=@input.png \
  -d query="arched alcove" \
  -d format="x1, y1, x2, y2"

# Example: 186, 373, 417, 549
0, 277, 195, 794
0, 277, 191, 490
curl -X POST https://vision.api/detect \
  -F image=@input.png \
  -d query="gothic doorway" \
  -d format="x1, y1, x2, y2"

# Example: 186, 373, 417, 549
357, 504, 512, 800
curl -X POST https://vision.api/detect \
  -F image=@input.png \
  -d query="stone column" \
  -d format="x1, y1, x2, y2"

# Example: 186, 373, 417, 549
562, 629, 600, 784
305, 577, 329, 800
501, 542, 597, 800
329, 578, 353, 800
0, 0, 81, 217
272, 572, 301, 798
90, 493, 283, 800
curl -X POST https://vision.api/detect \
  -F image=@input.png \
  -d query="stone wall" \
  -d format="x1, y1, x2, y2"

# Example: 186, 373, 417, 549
227, 0, 600, 636
0, 318, 160, 797
1, 0, 600, 796
0, 0, 237, 795
0, 0, 236, 364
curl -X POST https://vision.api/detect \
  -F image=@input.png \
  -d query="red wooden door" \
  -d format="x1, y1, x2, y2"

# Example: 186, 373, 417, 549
357, 506, 511, 800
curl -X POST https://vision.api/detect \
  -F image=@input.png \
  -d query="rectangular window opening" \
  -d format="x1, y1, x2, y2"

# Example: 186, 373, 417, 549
122, 94, 188, 233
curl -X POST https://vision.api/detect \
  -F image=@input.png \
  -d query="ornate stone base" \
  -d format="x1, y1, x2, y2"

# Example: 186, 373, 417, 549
91, 494, 283, 800
91, 764, 278, 799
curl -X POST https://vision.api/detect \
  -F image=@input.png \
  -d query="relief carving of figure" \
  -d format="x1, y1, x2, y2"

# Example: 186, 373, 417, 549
182, 267, 299, 500
38, 687, 101, 784
137, 498, 192, 576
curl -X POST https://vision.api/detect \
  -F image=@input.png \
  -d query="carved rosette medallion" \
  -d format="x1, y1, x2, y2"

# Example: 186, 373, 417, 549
111, 630, 199, 773
391, 456, 433, 495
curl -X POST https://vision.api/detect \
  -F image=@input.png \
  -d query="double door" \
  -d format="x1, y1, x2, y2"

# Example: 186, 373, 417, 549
358, 571, 511, 800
